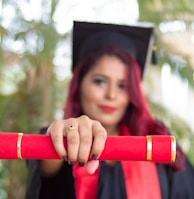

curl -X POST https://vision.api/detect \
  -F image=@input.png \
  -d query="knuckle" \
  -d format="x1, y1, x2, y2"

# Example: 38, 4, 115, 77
66, 118, 77, 125
79, 115, 92, 123
92, 121, 107, 140
51, 134, 61, 143
53, 119, 63, 125
93, 120, 102, 127
81, 135, 91, 145
49, 120, 64, 131
98, 130, 107, 139
68, 135, 79, 145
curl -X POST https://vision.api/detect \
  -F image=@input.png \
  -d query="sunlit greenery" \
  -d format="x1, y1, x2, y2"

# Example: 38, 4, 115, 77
0, 0, 194, 198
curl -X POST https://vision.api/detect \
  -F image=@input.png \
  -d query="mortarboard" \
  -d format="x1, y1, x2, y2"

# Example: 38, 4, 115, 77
72, 21, 155, 78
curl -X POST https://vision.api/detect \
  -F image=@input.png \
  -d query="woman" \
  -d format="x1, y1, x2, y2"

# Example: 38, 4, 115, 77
25, 21, 194, 199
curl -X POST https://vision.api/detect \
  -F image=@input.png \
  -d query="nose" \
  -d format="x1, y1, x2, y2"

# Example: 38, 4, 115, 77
105, 84, 117, 100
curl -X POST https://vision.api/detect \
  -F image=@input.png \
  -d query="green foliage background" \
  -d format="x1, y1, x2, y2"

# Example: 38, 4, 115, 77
0, 0, 193, 198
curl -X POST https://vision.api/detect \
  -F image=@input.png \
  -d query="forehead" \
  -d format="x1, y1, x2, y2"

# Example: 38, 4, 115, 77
87, 55, 128, 79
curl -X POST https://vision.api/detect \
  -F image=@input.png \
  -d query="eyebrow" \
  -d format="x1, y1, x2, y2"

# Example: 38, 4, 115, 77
91, 73, 126, 83
91, 73, 107, 78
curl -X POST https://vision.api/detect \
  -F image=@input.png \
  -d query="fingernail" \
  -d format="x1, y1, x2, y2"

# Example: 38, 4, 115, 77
78, 162, 85, 167
69, 162, 76, 166
62, 155, 68, 162
91, 154, 98, 160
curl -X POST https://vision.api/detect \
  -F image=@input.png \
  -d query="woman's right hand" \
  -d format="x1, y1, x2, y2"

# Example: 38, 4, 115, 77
46, 115, 107, 174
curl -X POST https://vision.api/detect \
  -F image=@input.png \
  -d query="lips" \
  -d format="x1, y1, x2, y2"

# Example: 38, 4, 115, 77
100, 105, 116, 113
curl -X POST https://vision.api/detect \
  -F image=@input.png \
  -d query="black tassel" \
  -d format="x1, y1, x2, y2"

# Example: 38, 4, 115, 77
151, 45, 157, 65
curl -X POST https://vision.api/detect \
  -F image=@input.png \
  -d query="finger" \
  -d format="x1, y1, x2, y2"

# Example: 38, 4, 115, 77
47, 120, 67, 158
85, 160, 99, 174
90, 121, 107, 159
77, 118, 93, 165
65, 118, 79, 164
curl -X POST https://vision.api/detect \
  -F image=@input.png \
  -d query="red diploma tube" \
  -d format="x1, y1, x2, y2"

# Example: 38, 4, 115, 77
0, 133, 176, 163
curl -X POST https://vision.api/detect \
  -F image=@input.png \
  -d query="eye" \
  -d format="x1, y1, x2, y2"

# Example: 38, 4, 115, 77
93, 78, 106, 86
118, 82, 126, 90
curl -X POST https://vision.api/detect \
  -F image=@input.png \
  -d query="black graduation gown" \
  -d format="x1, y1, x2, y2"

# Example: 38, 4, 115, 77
25, 155, 194, 199
25, 128, 194, 199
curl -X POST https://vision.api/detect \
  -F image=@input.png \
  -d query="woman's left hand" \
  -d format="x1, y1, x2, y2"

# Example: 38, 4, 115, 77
47, 115, 107, 174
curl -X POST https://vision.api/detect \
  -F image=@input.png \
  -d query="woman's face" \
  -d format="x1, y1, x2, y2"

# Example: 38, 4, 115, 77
80, 55, 130, 134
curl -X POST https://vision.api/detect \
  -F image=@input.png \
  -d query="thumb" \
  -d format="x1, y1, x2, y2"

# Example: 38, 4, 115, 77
85, 160, 99, 174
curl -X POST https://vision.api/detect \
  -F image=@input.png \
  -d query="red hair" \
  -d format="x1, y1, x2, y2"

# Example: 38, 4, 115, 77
64, 47, 185, 171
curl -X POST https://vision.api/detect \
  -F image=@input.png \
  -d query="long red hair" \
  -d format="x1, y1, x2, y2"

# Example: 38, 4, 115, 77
64, 47, 185, 171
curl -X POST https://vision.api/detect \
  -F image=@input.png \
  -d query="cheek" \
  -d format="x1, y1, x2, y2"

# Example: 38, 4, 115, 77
120, 94, 130, 109
80, 81, 101, 109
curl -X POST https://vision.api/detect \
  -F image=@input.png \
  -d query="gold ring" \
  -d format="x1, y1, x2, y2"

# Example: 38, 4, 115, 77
68, 125, 77, 131
69, 125, 77, 130
171, 136, 176, 162
146, 135, 152, 161
17, 133, 23, 159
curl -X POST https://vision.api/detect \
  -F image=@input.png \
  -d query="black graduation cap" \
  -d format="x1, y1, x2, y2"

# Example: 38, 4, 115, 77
72, 21, 155, 78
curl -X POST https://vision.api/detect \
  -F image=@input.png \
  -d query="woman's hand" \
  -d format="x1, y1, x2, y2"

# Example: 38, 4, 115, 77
47, 115, 107, 174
